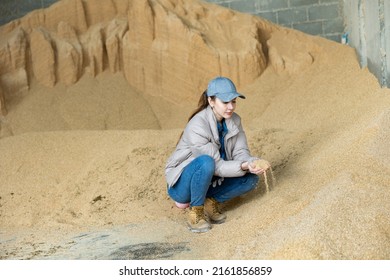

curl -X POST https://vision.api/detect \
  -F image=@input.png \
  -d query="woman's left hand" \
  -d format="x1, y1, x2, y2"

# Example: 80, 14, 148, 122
248, 159, 271, 175
248, 164, 265, 175
242, 160, 270, 175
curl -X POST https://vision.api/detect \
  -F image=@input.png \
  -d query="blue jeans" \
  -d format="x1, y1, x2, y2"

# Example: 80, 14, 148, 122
167, 155, 259, 207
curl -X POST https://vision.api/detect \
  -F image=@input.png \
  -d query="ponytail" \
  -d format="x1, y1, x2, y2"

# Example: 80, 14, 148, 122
187, 90, 211, 121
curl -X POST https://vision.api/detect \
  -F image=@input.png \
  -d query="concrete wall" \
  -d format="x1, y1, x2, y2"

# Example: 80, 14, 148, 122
208, 0, 345, 42
0, 0, 58, 26
343, 0, 390, 87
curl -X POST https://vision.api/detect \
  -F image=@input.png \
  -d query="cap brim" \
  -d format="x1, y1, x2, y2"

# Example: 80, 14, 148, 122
215, 92, 246, 102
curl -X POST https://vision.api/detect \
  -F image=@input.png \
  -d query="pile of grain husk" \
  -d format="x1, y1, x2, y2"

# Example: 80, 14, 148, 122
0, 0, 389, 260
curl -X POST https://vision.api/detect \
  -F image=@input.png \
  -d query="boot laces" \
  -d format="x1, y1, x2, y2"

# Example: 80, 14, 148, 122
210, 199, 222, 214
193, 207, 206, 223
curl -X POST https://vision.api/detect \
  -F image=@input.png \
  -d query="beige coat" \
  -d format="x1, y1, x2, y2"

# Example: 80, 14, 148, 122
165, 106, 257, 187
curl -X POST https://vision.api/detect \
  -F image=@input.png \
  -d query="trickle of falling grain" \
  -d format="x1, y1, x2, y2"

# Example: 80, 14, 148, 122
263, 166, 276, 192
252, 159, 275, 192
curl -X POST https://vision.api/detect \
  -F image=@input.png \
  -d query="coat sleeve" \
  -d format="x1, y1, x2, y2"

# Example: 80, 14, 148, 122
231, 122, 258, 163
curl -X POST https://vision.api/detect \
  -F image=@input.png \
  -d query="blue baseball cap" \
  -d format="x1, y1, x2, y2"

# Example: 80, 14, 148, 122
206, 77, 246, 102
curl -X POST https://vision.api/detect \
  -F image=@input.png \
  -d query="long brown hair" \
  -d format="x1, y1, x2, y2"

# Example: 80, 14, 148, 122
176, 90, 215, 144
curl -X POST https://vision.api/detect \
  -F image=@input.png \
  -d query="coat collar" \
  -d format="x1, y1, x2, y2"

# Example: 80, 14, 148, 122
205, 106, 239, 141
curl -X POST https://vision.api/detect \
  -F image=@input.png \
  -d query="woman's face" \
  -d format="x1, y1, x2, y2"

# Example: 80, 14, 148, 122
208, 97, 237, 121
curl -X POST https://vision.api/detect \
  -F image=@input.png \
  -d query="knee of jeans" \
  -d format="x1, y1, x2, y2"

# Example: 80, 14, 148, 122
197, 154, 215, 173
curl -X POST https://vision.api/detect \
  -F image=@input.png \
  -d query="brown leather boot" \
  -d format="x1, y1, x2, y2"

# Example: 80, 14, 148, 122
204, 197, 226, 224
187, 206, 211, 233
